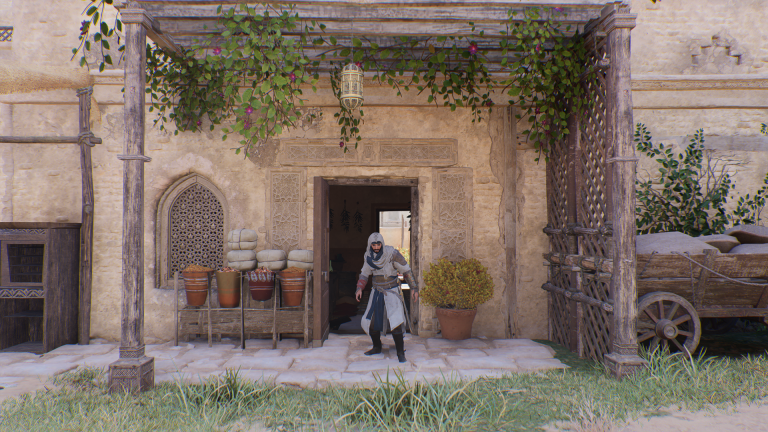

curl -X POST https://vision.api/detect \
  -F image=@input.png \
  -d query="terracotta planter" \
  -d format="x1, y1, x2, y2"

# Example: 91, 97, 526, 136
215, 271, 241, 308
247, 270, 275, 301
279, 271, 306, 307
182, 271, 211, 306
435, 307, 477, 340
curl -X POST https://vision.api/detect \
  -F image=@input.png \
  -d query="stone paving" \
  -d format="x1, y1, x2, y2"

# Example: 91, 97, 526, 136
0, 334, 566, 403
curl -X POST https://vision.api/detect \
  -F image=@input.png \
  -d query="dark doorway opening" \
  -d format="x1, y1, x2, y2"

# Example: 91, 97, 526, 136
324, 183, 416, 335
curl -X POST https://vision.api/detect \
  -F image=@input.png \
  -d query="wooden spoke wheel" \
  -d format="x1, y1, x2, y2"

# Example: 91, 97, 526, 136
636, 292, 701, 355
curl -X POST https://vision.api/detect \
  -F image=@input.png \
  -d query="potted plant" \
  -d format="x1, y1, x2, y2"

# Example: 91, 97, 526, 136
422, 258, 494, 340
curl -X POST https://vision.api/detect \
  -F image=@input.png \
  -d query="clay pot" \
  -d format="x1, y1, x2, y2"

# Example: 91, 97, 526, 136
247, 269, 275, 301
435, 307, 477, 340
182, 271, 211, 306
215, 271, 241, 308
279, 270, 306, 307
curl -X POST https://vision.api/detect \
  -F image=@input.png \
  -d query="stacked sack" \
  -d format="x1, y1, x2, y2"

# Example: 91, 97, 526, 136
256, 249, 287, 271
226, 229, 258, 271
287, 249, 314, 270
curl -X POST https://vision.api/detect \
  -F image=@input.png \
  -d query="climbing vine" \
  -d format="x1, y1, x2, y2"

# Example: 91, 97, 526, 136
73, 2, 590, 159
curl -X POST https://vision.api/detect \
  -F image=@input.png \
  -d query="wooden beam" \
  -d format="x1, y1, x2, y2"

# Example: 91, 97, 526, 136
77, 87, 95, 346
121, 8, 182, 55
144, 3, 599, 23
0, 136, 102, 144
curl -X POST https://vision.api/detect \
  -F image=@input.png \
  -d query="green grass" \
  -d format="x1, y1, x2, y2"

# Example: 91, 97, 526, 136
2, 347, 768, 432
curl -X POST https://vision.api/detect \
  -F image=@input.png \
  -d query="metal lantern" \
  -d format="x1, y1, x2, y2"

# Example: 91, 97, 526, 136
340, 63, 364, 110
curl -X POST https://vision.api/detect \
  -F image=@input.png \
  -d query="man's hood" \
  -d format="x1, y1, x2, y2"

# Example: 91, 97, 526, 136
367, 232, 385, 250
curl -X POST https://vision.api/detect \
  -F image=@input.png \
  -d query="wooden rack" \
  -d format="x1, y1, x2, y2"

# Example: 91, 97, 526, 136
174, 270, 313, 349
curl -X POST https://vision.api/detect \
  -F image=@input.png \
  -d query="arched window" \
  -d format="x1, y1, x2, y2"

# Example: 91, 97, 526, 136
156, 175, 228, 288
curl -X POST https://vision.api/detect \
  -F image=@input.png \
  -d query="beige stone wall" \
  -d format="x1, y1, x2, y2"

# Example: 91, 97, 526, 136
630, 0, 768, 75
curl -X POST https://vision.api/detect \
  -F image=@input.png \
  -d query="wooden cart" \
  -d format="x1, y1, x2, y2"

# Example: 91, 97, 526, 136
635, 249, 768, 354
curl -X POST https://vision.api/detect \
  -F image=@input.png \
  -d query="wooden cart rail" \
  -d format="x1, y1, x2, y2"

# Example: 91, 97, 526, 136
545, 248, 768, 354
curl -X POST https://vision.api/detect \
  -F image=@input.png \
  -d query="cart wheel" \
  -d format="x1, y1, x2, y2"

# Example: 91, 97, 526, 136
636, 292, 701, 356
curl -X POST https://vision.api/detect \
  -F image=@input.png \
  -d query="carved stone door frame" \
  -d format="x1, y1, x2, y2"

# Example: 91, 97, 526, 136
321, 178, 420, 336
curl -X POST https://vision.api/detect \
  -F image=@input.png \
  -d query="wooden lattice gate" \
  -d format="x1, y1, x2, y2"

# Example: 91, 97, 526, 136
543, 3, 646, 377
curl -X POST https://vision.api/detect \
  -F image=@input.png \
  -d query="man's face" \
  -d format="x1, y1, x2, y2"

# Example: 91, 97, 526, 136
372, 242, 382, 253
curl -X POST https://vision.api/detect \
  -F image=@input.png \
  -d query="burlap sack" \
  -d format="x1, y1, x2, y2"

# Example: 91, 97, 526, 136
227, 229, 258, 250
727, 244, 768, 254
696, 234, 740, 253
256, 249, 287, 262
287, 249, 314, 263
258, 260, 287, 271
724, 225, 768, 244
287, 260, 313, 270
227, 250, 257, 271
637, 232, 718, 255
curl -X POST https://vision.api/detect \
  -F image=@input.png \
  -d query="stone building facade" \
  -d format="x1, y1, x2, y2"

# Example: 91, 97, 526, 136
0, 0, 766, 344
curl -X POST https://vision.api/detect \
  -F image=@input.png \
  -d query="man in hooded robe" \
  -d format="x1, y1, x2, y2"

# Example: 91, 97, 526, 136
355, 232, 419, 363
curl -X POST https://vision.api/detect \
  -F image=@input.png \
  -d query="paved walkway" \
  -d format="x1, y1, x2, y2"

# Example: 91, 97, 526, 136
0, 334, 565, 402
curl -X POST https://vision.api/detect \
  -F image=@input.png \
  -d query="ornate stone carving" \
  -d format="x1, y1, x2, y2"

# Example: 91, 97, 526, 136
268, 170, 306, 252
279, 139, 457, 167
432, 168, 473, 263
169, 183, 225, 275
0, 229, 46, 235
0, 287, 44, 298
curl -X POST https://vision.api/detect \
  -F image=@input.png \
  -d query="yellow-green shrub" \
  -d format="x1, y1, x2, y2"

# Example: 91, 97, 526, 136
421, 258, 493, 310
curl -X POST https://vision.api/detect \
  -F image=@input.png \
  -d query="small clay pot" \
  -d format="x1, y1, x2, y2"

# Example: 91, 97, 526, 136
247, 269, 275, 301
279, 271, 306, 307
215, 271, 241, 308
182, 271, 211, 306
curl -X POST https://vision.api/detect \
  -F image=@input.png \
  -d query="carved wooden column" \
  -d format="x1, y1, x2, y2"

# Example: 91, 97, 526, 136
108, 7, 154, 393
77, 87, 95, 345
601, 2, 647, 378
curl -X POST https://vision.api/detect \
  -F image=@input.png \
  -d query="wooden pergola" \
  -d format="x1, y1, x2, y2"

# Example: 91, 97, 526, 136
110, 0, 642, 392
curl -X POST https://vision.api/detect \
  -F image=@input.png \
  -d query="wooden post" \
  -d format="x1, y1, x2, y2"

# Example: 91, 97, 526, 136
108, 7, 154, 393
566, 107, 583, 356
600, 2, 646, 378
77, 87, 94, 346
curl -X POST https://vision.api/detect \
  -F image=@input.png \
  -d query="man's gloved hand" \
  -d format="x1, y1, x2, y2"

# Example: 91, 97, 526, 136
355, 278, 367, 302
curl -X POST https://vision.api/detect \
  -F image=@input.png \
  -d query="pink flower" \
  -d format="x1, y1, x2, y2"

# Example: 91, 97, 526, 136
535, 107, 541, 114
196, 120, 202, 126
212, 46, 222, 55
485, 100, 493, 107
468, 43, 478, 55
289, 72, 297, 82
245, 107, 253, 115
339, 141, 345, 148
355, 61, 363, 68
535, 44, 541, 53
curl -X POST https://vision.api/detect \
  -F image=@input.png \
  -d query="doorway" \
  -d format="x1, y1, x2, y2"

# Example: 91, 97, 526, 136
313, 178, 420, 345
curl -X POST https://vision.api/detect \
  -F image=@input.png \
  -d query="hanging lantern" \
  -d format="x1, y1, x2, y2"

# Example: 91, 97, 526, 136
340, 63, 364, 110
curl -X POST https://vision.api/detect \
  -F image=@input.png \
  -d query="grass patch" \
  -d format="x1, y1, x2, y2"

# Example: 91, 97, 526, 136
2, 347, 768, 432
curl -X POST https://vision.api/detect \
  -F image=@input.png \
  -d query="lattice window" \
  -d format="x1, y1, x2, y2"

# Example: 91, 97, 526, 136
0, 27, 12, 42
169, 183, 224, 274
157, 175, 229, 287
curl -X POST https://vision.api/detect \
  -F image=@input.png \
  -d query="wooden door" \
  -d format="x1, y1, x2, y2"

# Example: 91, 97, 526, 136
410, 185, 420, 335
313, 177, 330, 347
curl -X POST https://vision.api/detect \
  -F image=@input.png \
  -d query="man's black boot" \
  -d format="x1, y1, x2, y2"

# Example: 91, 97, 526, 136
393, 333, 406, 363
365, 330, 382, 355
